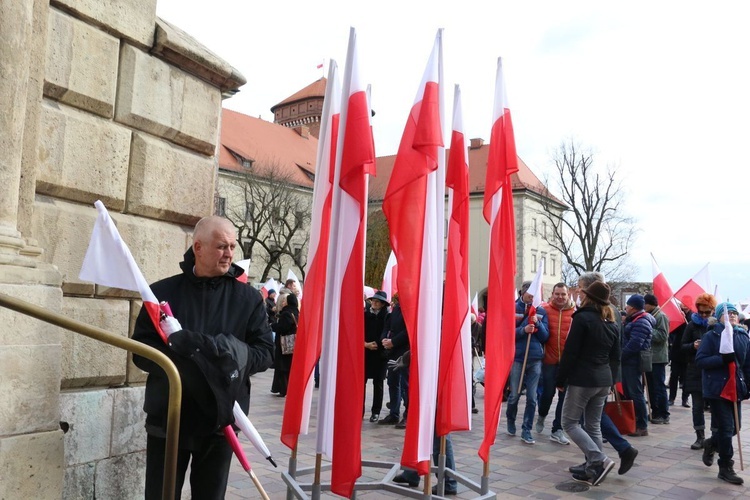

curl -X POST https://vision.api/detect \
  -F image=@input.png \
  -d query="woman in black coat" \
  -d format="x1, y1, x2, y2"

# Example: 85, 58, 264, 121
364, 291, 389, 422
680, 293, 717, 449
271, 293, 299, 397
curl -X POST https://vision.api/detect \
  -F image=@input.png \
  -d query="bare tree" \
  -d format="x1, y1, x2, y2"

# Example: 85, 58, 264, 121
222, 160, 312, 282
364, 209, 391, 288
539, 140, 638, 283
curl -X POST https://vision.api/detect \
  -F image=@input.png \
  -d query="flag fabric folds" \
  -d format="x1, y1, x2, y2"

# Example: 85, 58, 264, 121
381, 250, 398, 301
478, 57, 519, 463
79, 200, 166, 343
650, 253, 686, 332
719, 304, 737, 401
436, 84, 472, 436
281, 62, 340, 451
382, 30, 445, 474
675, 263, 711, 312
315, 28, 375, 498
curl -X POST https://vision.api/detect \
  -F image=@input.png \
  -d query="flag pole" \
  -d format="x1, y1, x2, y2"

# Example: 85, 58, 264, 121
734, 400, 744, 470
436, 435, 447, 497
312, 453, 322, 499
482, 459, 490, 494
286, 445, 298, 500
642, 373, 652, 419
517, 334, 532, 396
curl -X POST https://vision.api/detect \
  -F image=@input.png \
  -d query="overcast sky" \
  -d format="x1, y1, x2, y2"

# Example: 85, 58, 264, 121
156, 0, 750, 303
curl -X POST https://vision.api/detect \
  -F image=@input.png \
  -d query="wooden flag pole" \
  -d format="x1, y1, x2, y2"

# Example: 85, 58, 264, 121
734, 400, 744, 470
481, 459, 490, 494
248, 469, 271, 500
517, 334, 532, 396
312, 453, 322, 499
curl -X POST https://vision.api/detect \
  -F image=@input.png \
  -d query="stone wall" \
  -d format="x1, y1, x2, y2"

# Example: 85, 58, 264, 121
0, 0, 245, 498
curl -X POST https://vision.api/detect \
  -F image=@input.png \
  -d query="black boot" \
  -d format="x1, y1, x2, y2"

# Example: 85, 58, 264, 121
691, 430, 705, 450
718, 460, 744, 485
702, 437, 715, 466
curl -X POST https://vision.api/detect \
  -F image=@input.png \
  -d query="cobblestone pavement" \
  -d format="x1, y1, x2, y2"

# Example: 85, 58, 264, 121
214, 368, 749, 499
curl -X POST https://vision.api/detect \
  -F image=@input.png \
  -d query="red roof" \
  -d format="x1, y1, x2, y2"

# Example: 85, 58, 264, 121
219, 108, 318, 188
270, 77, 327, 112
368, 142, 564, 205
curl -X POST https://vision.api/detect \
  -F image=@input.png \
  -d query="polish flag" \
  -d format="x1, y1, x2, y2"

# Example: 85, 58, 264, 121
381, 250, 398, 301
79, 200, 167, 343
478, 57, 519, 463
674, 263, 711, 313
650, 254, 686, 332
281, 61, 340, 451
315, 28, 375, 498
436, 84, 472, 436
382, 30, 444, 474
719, 303, 737, 401
260, 277, 279, 300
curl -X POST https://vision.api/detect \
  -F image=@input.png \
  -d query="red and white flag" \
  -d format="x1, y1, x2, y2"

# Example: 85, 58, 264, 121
719, 303, 737, 401
79, 200, 166, 343
382, 30, 444, 474
675, 263, 711, 313
436, 84, 472, 436
650, 253, 686, 332
381, 250, 398, 301
478, 57, 519, 463
260, 277, 279, 300
315, 28, 375, 498
286, 269, 303, 299
281, 61, 340, 451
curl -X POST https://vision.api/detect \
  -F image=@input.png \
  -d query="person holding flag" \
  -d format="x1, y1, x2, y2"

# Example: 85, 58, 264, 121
132, 216, 274, 499
695, 302, 750, 485
506, 281, 549, 444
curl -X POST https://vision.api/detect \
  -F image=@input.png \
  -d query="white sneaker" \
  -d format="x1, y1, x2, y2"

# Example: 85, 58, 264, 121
550, 429, 570, 445
535, 416, 545, 433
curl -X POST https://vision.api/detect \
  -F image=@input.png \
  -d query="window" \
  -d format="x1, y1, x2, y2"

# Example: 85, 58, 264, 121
293, 244, 303, 258
542, 221, 547, 238
245, 202, 254, 221
242, 242, 252, 258
541, 253, 547, 274
532, 218, 537, 235
295, 210, 304, 225
551, 258, 556, 276
532, 253, 537, 269
241, 158, 253, 169
214, 196, 226, 216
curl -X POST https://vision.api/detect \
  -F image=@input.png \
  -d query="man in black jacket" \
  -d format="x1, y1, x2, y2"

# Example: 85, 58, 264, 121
133, 216, 274, 499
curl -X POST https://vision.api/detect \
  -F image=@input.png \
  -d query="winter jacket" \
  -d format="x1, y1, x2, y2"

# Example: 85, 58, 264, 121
556, 306, 621, 388
621, 310, 655, 366
272, 300, 299, 372
133, 248, 274, 441
513, 299, 549, 363
649, 307, 670, 364
695, 322, 750, 401
541, 300, 575, 365
680, 316, 710, 393
365, 305, 389, 379
381, 304, 409, 360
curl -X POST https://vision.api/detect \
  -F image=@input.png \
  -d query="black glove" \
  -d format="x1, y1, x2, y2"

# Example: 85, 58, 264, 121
722, 352, 735, 365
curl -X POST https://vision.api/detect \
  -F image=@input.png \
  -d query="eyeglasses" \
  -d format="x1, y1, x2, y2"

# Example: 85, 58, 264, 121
697, 309, 713, 316
728, 311, 739, 316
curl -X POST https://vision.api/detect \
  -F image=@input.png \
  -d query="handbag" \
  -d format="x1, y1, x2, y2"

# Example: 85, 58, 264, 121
280, 313, 298, 355
603, 390, 636, 435
639, 348, 653, 373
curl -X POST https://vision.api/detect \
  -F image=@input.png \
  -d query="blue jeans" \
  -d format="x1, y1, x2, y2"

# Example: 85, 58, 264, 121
506, 360, 542, 432
561, 385, 610, 465
386, 367, 409, 418
600, 412, 631, 455
539, 363, 565, 432
646, 363, 670, 419
401, 433, 457, 491
708, 397, 741, 467
621, 364, 648, 430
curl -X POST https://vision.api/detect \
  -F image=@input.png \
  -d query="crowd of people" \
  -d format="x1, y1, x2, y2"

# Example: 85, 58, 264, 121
132, 215, 749, 498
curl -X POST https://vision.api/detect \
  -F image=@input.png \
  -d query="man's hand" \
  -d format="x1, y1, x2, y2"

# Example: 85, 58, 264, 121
160, 316, 182, 337
382, 338, 393, 350
524, 323, 536, 334
365, 341, 378, 350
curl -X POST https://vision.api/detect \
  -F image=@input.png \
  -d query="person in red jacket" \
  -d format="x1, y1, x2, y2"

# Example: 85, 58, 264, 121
537, 282, 576, 445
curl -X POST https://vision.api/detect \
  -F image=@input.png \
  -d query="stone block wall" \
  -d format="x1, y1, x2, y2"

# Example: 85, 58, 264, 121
0, 0, 245, 498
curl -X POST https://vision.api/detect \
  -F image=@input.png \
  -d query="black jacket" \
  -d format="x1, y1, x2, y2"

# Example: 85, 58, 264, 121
556, 306, 621, 388
133, 248, 274, 443
381, 304, 409, 360
680, 318, 710, 393
365, 305, 388, 379
272, 297, 299, 372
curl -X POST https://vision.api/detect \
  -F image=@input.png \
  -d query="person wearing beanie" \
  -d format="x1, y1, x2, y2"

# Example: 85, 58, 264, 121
556, 281, 621, 486
681, 293, 717, 450
621, 294, 655, 436
695, 302, 750, 485
644, 293, 671, 424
